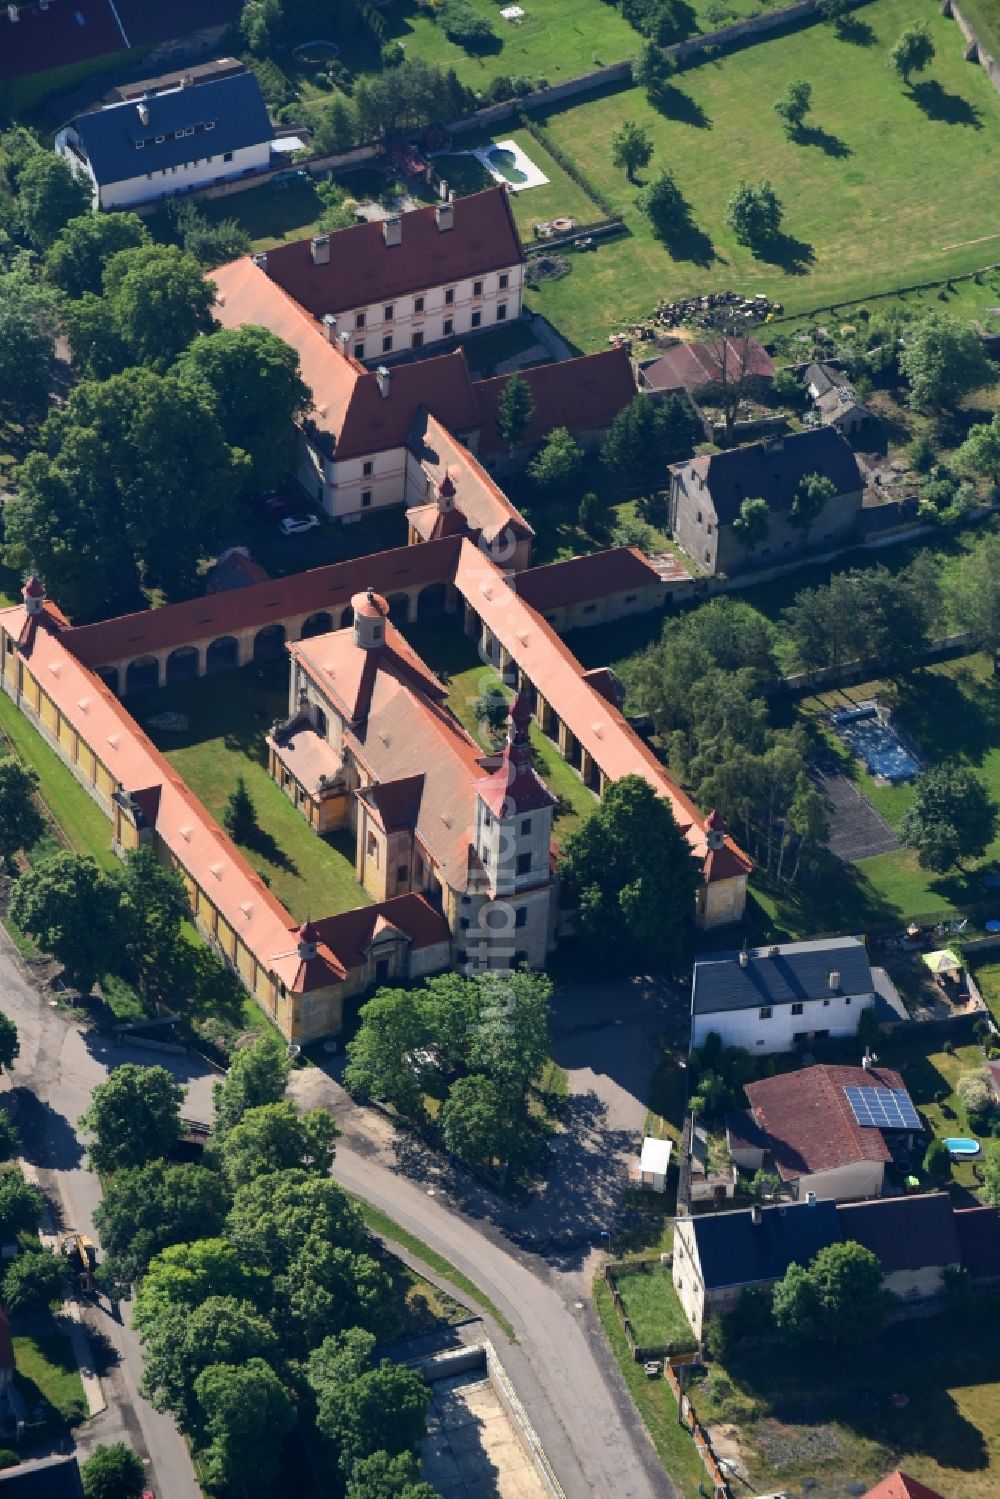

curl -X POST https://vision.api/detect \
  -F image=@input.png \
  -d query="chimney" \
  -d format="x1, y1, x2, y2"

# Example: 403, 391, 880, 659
382, 215, 401, 248
829, 970, 840, 991
322, 313, 337, 343
436, 199, 454, 233
805, 1191, 817, 1206
376, 365, 391, 400
738, 949, 749, 969
253, 251, 268, 272
862, 1051, 872, 1071
22, 576, 45, 617
311, 233, 331, 266
338, 330, 350, 358
768, 945, 780, 958
751, 1205, 762, 1227
137, 102, 149, 126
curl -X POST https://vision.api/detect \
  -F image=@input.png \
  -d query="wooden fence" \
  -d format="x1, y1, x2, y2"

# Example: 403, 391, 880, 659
664, 1358, 733, 1499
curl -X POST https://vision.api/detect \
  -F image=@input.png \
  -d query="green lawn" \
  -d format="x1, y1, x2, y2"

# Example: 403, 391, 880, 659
525, 0, 1000, 349
13, 1333, 86, 1428
614, 1264, 696, 1349
138, 663, 367, 922
694, 1310, 1000, 1499
952, 0, 1000, 64
876, 1033, 988, 1193
0, 691, 118, 872
200, 175, 331, 254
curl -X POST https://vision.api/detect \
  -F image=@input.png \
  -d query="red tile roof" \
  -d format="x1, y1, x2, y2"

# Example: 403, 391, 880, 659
309, 894, 451, 973
744, 1064, 907, 1182
289, 617, 447, 725
474, 347, 636, 455
411, 412, 533, 545
515, 548, 665, 612
863, 1475, 946, 1499
261, 188, 524, 319
640, 337, 774, 392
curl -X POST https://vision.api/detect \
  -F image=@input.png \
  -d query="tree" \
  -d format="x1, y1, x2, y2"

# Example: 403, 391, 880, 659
45, 213, 149, 299
620, 0, 692, 45
748, 1169, 780, 1203
0, 1013, 17, 1077
726, 179, 783, 248
472, 687, 510, 742
789, 471, 836, 530
773, 1242, 885, 1345
3, 1250, 69, 1313
817, 0, 851, 23
981, 1141, 1000, 1206
900, 762, 998, 873
223, 776, 258, 845
600, 393, 700, 490
353, 59, 473, 139
141, 1296, 281, 1431
0, 257, 56, 423
898, 313, 995, 410
636, 168, 686, 243
732, 496, 770, 548
346, 1451, 439, 1499
312, 1355, 430, 1472
64, 243, 216, 377
194, 1359, 295, 1494
924, 1136, 953, 1185
957, 1070, 994, 1119
16, 154, 91, 249
10, 853, 123, 993
611, 119, 653, 181
315, 97, 356, 155
632, 40, 675, 108
953, 534, 1000, 671
93, 1161, 228, 1284
0, 1167, 42, 1239
0, 1115, 20, 1161
79, 1064, 184, 1175
213, 1032, 290, 1135
133, 1239, 268, 1332
0, 759, 44, 871
562, 774, 701, 970
80, 1444, 146, 1499
774, 79, 812, 136
958, 412, 1000, 487
439, 0, 497, 49
174, 325, 310, 494
528, 427, 583, 495
343, 988, 428, 1117
119, 848, 189, 1002
441, 1074, 523, 1165
771, 1259, 818, 1340
164, 199, 250, 268
216, 1101, 338, 1191
495, 371, 535, 453
889, 24, 935, 86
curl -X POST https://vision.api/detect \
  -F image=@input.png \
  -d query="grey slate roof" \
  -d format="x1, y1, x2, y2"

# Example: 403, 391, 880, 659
687, 1199, 840, 1289
0, 1457, 84, 1498
73, 73, 271, 187
837, 1194, 960, 1273
683, 426, 862, 525
692, 936, 873, 1016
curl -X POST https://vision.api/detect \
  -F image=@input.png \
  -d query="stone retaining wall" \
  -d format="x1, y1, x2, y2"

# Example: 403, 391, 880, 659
942, 0, 1000, 94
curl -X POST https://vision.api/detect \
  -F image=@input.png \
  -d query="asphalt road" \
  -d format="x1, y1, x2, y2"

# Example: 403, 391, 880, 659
0, 929, 213, 1499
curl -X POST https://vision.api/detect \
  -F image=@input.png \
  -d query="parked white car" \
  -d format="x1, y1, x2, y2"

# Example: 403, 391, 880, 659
279, 514, 321, 535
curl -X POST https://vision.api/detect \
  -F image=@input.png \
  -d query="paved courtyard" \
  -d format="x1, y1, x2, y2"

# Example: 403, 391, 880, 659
421, 1372, 547, 1499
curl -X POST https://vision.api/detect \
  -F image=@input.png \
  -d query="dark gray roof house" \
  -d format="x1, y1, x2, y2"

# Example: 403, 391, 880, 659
685, 1199, 841, 1291
0, 1457, 85, 1498
693, 937, 873, 1017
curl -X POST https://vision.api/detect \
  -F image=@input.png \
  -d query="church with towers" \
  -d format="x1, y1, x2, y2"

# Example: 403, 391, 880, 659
267, 586, 559, 969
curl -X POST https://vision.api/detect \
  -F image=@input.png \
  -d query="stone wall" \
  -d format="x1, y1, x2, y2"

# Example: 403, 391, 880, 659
942, 0, 1000, 94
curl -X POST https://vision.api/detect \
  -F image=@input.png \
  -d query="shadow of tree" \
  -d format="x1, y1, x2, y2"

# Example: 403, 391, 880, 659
240, 824, 299, 875
796, 123, 852, 158
911, 79, 983, 129
12, 1091, 85, 1172
653, 83, 712, 129
835, 13, 876, 44
752, 229, 815, 275
658, 210, 719, 269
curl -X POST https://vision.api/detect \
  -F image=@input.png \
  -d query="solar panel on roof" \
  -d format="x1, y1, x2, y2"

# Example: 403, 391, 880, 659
844, 1085, 921, 1132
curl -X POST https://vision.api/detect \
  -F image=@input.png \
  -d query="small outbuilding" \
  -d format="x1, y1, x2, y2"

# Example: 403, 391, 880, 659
638, 1136, 672, 1193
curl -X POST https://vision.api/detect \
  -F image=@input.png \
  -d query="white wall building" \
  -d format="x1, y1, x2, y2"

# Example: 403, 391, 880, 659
56, 71, 272, 210
690, 936, 876, 1056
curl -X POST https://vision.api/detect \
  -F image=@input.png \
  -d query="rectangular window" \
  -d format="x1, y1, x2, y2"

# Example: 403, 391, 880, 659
443, 318, 453, 337
460, 917, 470, 930
496, 303, 507, 322
845, 996, 852, 1005
759, 1006, 772, 1020
354, 343, 365, 360
482, 848, 490, 866
384, 304, 394, 321
473, 280, 483, 297
515, 908, 528, 929
366, 831, 378, 864
707, 523, 713, 534
363, 460, 373, 477
362, 490, 372, 508
471, 310, 481, 329
414, 296, 425, 314
355, 312, 366, 330
396, 863, 408, 882
516, 852, 531, 875
499, 273, 509, 289
445, 288, 455, 306
382, 334, 393, 354
624, 593, 637, 603
791, 1002, 804, 1016
412, 331, 424, 349
822, 998, 830, 1007
696, 510, 703, 524
521, 819, 532, 835
223, 151, 233, 163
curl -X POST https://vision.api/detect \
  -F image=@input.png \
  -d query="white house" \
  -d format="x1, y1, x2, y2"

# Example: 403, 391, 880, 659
56, 71, 273, 210
690, 936, 876, 1056
260, 188, 526, 365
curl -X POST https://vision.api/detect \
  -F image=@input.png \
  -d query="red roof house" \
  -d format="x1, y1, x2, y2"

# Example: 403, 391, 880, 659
863, 1472, 947, 1499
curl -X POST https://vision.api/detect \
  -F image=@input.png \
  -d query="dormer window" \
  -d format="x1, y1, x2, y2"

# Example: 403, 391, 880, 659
205, 121, 215, 130
135, 140, 144, 150
155, 135, 165, 144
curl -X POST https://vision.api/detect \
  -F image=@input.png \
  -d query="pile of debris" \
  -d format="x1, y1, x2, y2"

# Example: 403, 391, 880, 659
651, 290, 783, 330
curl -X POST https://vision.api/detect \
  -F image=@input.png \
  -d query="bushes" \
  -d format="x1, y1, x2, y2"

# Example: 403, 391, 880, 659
619, 0, 694, 44
438, 0, 497, 50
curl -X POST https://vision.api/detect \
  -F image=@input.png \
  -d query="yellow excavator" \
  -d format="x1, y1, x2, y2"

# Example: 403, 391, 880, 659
60, 1233, 97, 1294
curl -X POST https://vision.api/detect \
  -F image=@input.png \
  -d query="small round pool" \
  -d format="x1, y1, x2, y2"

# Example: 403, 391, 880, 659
487, 147, 528, 186
944, 1137, 981, 1157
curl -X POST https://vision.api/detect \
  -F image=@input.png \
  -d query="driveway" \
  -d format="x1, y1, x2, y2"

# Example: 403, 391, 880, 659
0, 931, 213, 1498
293, 974, 683, 1497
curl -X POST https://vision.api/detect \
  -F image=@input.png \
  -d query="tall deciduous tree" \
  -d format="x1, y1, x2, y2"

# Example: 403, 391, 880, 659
346, 1450, 439, 1499
0, 1166, 42, 1238
16, 154, 91, 249
562, 774, 700, 970
727, 178, 783, 248
773, 1240, 885, 1344
636, 168, 686, 243
900, 762, 998, 873
2, 1250, 69, 1313
10, 853, 123, 993
140, 1295, 280, 1430
212, 1032, 290, 1135
789, 471, 836, 530
63, 243, 216, 377
732, 495, 770, 547
952, 534, 1000, 670
899, 313, 995, 410
774, 79, 812, 136
79, 1064, 185, 1175
0, 256, 56, 422
119, 848, 190, 1002
888, 24, 935, 86
495, 372, 535, 453
958, 412, 1000, 486
216, 1100, 338, 1191
0, 1014, 18, 1074
611, 119, 653, 181
45, 212, 149, 300
80, 1444, 147, 1499
93, 1161, 228, 1284
0, 759, 44, 870
174, 324, 310, 493
133, 1239, 268, 1332
194, 1358, 295, 1493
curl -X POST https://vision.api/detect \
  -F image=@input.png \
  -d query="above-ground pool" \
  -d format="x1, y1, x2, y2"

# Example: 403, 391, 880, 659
830, 704, 921, 782
944, 1137, 981, 1157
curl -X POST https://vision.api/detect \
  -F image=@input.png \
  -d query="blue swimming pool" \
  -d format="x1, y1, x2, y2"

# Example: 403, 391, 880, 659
944, 1137, 981, 1157
831, 707, 920, 782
